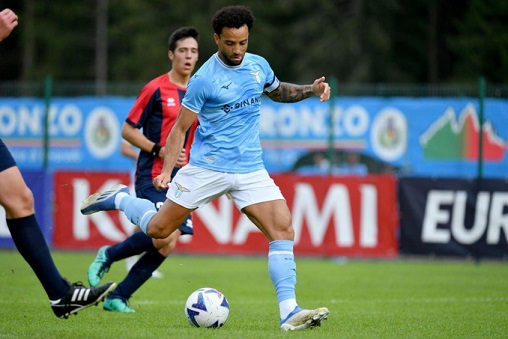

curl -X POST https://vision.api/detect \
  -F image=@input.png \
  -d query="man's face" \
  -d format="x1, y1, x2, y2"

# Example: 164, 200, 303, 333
169, 37, 199, 75
214, 24, 249, 66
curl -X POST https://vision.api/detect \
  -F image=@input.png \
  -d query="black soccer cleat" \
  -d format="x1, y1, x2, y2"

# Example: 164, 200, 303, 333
50, 280, 117, 319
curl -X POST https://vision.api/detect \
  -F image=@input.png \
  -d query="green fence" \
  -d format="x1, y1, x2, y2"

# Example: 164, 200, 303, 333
1, 78, 506, 179
1, 79, 507, 98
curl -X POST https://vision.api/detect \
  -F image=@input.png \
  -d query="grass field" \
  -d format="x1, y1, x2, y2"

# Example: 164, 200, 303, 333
0, 250, 507, 338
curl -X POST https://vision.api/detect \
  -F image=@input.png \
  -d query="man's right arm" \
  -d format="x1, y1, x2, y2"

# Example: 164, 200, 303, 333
153, 106, 197, 190
0, 9, 18, 42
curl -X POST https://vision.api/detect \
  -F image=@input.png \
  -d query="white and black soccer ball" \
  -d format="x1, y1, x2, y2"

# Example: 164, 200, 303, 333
184, 287, 230, 328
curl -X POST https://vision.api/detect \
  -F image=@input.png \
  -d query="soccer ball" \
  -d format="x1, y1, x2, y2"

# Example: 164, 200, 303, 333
184, 287, 230, 328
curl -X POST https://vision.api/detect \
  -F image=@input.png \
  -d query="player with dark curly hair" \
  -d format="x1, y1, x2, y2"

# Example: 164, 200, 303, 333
81, 5, 330, 330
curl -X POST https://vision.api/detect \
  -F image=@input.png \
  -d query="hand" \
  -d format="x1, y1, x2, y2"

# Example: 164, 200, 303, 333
312, 76, 331, 102
0, 8, 18, 42
153, 172, 171, 191
175, 149, 188, 168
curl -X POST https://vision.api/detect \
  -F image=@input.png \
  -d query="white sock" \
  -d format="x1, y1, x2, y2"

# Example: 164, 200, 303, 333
279, 298, 298, 320
114, 192, 129, 209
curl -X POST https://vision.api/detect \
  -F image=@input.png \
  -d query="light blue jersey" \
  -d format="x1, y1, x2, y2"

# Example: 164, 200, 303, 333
182, 52, 280, 173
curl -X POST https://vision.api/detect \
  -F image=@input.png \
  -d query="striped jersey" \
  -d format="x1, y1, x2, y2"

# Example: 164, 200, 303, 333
125, 73, 198, 188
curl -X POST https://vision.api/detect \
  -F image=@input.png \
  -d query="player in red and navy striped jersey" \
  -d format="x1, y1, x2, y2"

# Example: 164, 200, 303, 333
86, 27, 200, 313
126, 70, 198, 192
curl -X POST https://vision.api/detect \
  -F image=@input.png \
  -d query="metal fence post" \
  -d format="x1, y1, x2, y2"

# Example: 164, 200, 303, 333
327, 76, 338, 175
43, 75, 52, 170
478, 77, 485, 179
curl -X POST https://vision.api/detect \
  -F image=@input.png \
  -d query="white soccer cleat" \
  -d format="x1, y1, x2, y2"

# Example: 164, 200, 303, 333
280, 306, 329, 331
80, 184, 129, 215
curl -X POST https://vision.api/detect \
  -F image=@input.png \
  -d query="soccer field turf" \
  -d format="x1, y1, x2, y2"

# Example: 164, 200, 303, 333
0, 250, 507, 338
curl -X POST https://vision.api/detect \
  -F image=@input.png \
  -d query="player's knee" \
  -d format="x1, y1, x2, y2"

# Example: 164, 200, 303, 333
278, 213, 292, 230
4, 186, 35, 217
268, 218, 294, 241
146, 213, 170, 239
277, 214, 294, 239
147, 225, 168, 239
19, 186, 34, 208
282, 224, 295, 240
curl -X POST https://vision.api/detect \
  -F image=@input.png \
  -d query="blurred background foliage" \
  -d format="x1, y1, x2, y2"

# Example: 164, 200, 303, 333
1, 0, 507, 85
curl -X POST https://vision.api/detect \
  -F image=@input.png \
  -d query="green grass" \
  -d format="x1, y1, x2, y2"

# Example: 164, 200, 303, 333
0, 250, 507, 338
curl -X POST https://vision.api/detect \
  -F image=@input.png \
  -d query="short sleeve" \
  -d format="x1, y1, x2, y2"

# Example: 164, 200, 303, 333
182, 75, 210, 114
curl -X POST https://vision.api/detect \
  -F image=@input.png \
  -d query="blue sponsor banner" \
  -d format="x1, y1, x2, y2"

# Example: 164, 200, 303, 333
0, 97, 135, 171
399, 177, 508, 258
0, 170, 51, 248
260, 97, 508, 177
0, 96, 507, 177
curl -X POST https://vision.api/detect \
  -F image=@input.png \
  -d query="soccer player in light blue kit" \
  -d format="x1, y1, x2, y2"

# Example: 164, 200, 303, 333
81, 5, 330, 331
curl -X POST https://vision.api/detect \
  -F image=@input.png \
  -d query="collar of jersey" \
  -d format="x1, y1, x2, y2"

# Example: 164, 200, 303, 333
214, 52, 244, 69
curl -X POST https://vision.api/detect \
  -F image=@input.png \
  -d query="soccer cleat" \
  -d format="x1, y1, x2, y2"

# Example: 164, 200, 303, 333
280, 306, 329, 331
88, 246, 112, 287
50, 281, 117, 319
103, 297, 136, 313
80, 184, 129, 215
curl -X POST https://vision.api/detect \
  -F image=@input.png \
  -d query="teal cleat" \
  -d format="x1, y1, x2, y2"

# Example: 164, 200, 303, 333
103, 297, 136, 313
88, 246, 112, 287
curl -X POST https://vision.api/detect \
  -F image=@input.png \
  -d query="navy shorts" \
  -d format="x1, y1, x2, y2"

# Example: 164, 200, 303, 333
0, 139, 17, 172
136, 183, 193, 235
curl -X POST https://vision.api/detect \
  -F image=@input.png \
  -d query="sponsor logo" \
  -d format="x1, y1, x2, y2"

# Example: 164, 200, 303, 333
222, 97, 261, 114
221, 82, 232, 90
84, 107, 119, 160
419, 104, 505, 161
203, 156, 215, 164
167, 97, 176, 106
370, 107, 407, 161
422, 189, 508, 245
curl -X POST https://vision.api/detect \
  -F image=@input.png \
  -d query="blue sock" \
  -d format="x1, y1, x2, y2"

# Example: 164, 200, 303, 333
119, 195, 157, 234
7, 215, 69, 300
268, 240, 297, 303
111, 250, 166, 300
106, 231, 155, 262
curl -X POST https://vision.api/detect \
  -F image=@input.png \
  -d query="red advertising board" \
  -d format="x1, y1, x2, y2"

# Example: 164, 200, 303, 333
53, 171, 399, 257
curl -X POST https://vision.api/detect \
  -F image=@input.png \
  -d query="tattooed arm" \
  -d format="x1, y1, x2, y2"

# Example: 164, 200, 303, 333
267, 76, 331, 103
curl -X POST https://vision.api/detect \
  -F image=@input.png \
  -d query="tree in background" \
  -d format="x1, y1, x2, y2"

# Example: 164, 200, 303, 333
0, 0, 506, 85
448, 0, 508, 84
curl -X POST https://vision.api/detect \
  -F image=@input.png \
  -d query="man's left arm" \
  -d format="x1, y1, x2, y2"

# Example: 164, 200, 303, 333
267, 76, 330, 103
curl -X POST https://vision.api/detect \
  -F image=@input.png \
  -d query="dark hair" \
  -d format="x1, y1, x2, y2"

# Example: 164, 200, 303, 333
212, 5, 255, 35
168, 26, 200, 51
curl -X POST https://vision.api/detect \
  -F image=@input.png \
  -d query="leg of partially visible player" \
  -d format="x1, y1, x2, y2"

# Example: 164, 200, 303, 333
0, 141, 115, 318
